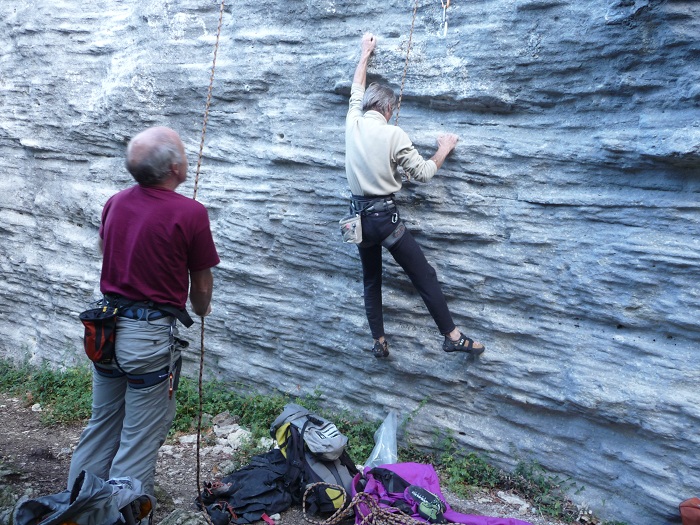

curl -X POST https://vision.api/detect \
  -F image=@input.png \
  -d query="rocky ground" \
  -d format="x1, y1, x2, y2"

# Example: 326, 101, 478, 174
0, 392, 574, 525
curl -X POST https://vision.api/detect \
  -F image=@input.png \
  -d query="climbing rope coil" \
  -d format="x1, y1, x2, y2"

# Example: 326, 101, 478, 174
301, 483, 426, 525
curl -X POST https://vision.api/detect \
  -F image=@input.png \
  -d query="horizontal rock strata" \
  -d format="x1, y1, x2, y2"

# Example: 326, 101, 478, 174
1, 1, 699, 523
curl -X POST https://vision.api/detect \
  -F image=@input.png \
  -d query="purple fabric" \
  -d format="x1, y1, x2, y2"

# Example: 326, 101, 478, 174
352, 463, 532, 525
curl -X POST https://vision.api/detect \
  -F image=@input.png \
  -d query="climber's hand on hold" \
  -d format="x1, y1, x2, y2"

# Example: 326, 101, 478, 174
430, 133, 459, 171
437, 133, 459, 153
361, 32, 376, 56
354, 33, 376, 86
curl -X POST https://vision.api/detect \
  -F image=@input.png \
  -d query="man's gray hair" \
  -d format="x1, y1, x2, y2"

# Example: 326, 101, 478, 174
362, 83, 397, 116
125, 138, 183, 186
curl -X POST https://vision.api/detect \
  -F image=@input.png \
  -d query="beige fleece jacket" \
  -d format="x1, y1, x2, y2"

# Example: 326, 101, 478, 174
345, 83, 437, 196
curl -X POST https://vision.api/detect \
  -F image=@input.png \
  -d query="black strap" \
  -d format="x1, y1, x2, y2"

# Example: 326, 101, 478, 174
381, 221, 406, 249
351, 194, 396, 215
157, 304, 194, 328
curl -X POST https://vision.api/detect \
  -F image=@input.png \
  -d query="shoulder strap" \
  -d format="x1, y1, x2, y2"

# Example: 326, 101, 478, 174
281, 425, 306, 501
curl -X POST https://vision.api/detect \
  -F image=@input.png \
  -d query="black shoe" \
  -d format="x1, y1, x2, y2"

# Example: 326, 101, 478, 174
372, 339, 389, 358
443, 332, 485, 356
406, 485, 447, 523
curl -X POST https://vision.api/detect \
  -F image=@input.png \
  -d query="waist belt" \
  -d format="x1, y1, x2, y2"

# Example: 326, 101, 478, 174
351, 195, 397, 215
119, 306, 168, 321
104, 294, 194, 327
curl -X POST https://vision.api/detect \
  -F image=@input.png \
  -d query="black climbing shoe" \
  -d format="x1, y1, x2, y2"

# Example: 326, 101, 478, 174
406, 485, 447, 523
443, 332, 485, 356
372, 339, 389, 358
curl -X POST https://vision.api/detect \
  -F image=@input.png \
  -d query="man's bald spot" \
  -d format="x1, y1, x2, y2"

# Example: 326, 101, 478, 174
125, 126, 186, 186
127, 126, 182, 166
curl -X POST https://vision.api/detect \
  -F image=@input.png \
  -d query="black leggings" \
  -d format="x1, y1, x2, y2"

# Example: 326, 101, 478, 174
357, 208, 456, 340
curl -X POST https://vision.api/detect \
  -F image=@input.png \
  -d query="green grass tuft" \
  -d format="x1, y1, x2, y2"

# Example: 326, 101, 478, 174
0, 359, 93, 424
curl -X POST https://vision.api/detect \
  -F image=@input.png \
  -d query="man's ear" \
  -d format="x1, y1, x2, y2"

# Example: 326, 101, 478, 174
170, 162, 185, 182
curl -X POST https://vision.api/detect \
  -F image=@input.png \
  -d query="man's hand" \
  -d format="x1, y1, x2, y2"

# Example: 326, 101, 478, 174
353, 32, 377, 87
437, 133, 459, 152
430, 133, 460, 170
361, 32, 376, 56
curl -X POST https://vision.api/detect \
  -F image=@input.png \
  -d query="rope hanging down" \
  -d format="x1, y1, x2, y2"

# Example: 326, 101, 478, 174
193, 0, 226, 202
395, 0, 453, 124
394, 0, 419, 126
192, 0, 226, 514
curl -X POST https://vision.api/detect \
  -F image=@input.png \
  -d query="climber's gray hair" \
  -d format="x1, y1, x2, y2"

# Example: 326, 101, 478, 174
362, 83, 397, 116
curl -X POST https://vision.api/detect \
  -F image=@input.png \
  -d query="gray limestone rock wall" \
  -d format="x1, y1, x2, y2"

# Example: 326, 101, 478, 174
1, 1, 699, 523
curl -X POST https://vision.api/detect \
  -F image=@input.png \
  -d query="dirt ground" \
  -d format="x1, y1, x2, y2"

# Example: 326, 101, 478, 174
0, 392, 574, 525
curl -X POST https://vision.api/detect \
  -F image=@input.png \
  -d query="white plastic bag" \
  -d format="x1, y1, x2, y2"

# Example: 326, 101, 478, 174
364, 410, 398, 469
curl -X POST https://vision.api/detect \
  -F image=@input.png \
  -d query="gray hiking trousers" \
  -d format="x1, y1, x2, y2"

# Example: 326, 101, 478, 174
68, 315, 183, 496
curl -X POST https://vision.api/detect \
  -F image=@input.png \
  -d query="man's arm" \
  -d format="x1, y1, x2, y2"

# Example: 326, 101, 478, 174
430, 133, 459, 171
190, 268, 214, 317
353, 33, 376, 87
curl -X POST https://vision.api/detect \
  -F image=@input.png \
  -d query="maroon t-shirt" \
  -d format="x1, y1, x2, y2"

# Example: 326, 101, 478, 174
99, 185, 220, 309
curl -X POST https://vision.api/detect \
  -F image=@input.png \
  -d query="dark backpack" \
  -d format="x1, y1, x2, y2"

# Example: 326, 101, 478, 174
271, 406, 359, 515
198, 449, 293, 525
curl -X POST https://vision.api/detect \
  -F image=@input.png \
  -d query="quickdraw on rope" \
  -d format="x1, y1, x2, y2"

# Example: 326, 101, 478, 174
394, 0, 419, 126
441, 0, 450, 37
301, 483, 426, 525
193, 0, 225, 520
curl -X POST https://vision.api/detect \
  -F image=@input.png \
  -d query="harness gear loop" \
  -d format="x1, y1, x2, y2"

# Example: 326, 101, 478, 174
394, 0, 419, 126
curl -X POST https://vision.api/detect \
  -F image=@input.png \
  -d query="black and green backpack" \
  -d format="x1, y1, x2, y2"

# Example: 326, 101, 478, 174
271, 404, 359, 515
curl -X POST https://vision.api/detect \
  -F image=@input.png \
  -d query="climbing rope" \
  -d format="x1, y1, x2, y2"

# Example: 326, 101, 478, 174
301, 483, 426, 525
394, 0, 419, 125
193, 0, 226, 518
395, 0, 453, 124
193, 0, 226, 202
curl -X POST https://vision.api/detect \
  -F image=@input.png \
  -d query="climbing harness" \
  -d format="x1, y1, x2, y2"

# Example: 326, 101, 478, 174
441, 0, 450, 37
191, 0, 225, 521
395, 0, 419, 125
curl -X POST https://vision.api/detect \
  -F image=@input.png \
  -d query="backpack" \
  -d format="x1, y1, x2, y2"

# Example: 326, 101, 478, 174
271, 404, 359, 515
198, 448, 293, 525
270, 403, 348, 460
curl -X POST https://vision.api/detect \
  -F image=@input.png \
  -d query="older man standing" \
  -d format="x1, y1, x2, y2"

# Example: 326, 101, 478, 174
68, 126, 220, 496
345, 33, 485, 359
